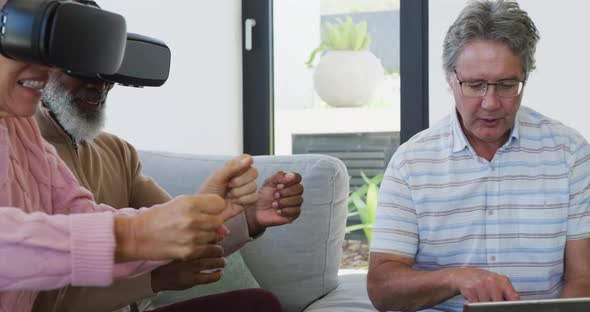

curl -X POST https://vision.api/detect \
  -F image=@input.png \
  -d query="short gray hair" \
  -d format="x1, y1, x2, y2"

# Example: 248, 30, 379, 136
442, 0, 540, 77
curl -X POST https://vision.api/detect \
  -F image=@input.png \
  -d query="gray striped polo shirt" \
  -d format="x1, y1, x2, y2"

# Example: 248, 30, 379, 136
371, 106, 590, 312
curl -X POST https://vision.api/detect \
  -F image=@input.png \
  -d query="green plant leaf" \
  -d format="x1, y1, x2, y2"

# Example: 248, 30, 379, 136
346, 172, 384, 244
364, 183, 379, 242
361, 171, 371, 184
350, 192, 367, 212
360, 35, 370, 50
351, 184, 368, 197
347, 211, 360, 218
305, 44, 325, 67
345, 223, 373, 233
370, 173, 384, 185
353, 21, 368, 50
313, 16, 371, 53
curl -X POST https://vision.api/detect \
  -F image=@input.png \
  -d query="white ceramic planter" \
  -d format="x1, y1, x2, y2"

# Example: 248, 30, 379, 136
313, 50, 384, 107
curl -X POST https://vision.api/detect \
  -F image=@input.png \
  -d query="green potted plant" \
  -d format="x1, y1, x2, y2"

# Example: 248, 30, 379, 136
306, 17, 384, 108
346, 171, 384, 244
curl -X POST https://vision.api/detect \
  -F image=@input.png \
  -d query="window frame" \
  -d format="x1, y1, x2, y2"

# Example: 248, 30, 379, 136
242, 0, 429, 155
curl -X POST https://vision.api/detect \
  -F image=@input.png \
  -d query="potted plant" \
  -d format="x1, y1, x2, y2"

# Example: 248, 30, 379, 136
306, 17, 384, 108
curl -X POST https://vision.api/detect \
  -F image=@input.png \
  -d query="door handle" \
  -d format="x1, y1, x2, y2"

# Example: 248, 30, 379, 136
245, 18, 256, 51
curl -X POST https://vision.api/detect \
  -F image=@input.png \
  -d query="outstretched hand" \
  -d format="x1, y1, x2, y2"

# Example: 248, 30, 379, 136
245, 171, 303, 236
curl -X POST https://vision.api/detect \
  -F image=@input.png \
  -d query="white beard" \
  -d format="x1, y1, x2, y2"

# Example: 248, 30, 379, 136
42, 80, 106, 142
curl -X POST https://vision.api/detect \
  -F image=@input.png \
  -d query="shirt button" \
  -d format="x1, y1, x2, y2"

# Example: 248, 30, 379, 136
490, 256, 496, 261
488, 210, 494, 216
490, 166, 496, 172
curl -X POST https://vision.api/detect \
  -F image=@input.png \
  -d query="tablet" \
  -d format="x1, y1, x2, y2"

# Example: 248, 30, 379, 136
464, 297, 590, 312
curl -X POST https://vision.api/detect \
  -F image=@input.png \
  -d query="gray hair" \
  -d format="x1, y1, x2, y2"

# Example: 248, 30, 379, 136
442, 0, 540, 77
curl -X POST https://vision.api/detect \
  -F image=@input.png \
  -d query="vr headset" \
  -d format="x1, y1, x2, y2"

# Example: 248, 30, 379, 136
0, 0, 127, 74
70, 0, 171, 87
69, 32, 171, 87
0, 0, 171, 88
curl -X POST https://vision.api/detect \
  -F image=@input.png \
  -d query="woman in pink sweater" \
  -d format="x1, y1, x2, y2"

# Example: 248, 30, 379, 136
0, 37, 250, 312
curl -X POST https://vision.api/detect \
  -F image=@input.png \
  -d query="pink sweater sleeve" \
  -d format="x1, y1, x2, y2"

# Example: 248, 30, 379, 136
12, 144, 166, 288
0, 207, 116, 290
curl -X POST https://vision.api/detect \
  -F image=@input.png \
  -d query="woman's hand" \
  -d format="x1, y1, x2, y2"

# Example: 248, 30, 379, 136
115, 194, 227, 262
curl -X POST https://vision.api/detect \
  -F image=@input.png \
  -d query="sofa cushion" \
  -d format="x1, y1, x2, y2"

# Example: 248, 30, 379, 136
238, 155, 349, 312
303, 273, 376, 312
137, 152, 350, 312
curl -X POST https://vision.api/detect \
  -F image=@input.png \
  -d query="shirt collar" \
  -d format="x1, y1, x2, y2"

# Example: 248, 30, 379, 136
450, 108, 521, 154
450, 109, 469, 153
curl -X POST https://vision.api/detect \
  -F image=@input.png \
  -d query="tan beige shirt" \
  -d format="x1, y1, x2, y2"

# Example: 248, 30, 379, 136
32, 106, 252, 312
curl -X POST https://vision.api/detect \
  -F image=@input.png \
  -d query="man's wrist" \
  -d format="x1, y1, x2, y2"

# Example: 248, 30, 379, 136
244, 206, 265, 238
441, 268, 461, 293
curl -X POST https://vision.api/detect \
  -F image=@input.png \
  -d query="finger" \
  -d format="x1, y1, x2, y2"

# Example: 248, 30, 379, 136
215, 225, 230, 241
505, 290, 520, 301
267, 172, 302, 188
187, 213, 224, 231
228, 167, 258, 189
188, 194, 226, 215
196, 155, 254, 196
501, 280, 520, 301
220, 201, 245, 221
194, 257, 226, 271
279, 172, 302, 186
488, 284, 504, 302
227, 181, 257, 200
196, 244, 224, 259
214, 154, 254, 184
475, 287, 489, 303
262, 171, 289, 188
232, 192, 258, 206
277, 183, 304, 197
193, 271, 223, 285
190, 231, 221, 245
462, 289, 478, 303
276, 206, 301, 220
276, 196, 303, 208
186, 243, 225, 260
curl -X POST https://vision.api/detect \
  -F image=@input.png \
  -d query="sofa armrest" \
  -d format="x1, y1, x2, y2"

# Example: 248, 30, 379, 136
240, 155, 349, 312
137, 152, 349, 312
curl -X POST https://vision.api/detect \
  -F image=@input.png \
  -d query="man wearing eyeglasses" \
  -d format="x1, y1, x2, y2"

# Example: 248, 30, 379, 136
367, 1, 590, 311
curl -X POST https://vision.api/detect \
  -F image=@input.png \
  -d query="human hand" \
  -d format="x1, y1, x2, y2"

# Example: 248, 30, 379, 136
449, 268, 520, 303
115, 194, 227, 262
245, 171, 303, 236
150, 244, 226, 292
198, 154, 259, 221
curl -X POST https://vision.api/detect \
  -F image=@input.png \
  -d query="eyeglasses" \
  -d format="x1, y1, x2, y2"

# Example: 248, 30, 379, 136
454, 71, 525, 98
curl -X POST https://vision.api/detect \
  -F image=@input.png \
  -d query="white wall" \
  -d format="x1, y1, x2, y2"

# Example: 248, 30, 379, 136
274, 0, 320, 110
429, 0, 590, 140
98, 0, 243, 155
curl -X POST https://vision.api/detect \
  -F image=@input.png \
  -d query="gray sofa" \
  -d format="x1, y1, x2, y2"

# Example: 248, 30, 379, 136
137, 151, 377, 312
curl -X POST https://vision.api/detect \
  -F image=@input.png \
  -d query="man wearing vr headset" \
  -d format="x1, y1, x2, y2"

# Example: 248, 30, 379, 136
29, 2, 303, 312
32, 70, 302, 312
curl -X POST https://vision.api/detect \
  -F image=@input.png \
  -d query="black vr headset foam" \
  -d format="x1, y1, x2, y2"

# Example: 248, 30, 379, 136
0, 0, 127, 74
100, 33, 171, 87
70, 33, 171, 87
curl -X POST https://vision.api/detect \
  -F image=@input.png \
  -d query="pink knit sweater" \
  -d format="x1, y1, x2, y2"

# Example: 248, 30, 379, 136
0, 117, 161, 312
